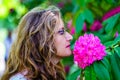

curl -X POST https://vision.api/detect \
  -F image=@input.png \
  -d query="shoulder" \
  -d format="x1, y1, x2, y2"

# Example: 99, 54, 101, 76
9, 73, 27, 80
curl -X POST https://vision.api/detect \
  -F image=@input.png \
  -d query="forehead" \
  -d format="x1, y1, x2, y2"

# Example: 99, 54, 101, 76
55, 18, 64, 30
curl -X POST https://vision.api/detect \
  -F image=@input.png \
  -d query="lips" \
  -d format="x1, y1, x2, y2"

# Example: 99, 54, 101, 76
66, 44, 70, 48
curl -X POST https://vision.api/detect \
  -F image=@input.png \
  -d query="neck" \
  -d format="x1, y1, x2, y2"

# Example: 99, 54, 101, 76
50, 55, 62, 65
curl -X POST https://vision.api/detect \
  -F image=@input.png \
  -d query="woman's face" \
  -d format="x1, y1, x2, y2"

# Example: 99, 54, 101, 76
54, 19, 73, 57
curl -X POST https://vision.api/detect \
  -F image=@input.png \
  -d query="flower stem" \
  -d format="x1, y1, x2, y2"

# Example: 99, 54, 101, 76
106, 41, 120, 51
80, 69, 84, 80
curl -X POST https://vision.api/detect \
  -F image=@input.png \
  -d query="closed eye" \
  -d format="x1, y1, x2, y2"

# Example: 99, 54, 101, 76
58, 29, 65, 35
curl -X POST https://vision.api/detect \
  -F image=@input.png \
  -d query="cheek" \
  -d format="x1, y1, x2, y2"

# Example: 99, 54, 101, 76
54, 36, 72, 57
54, 38, 65, 56
56, 43, 72, 57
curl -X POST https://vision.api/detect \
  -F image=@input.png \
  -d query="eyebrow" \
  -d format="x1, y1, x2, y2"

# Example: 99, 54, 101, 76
61, 27, 64, 30
58, 27, 64, 30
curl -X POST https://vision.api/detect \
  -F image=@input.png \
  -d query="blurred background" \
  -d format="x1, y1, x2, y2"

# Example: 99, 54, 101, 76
0, 0, 120, 79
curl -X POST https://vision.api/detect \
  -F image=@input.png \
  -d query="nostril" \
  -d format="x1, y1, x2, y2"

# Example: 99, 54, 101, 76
69, 34, 73, 40
69, 33, 73, 40
65, 32, 73, 40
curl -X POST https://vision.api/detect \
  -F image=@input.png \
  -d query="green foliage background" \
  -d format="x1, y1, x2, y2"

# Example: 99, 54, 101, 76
0, 0, 120, 80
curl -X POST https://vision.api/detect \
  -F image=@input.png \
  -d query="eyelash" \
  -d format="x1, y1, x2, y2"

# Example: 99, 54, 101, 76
58, 29, 65, 35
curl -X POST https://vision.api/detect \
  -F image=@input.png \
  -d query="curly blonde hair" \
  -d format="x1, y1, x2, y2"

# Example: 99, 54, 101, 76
1, 6, 65, 80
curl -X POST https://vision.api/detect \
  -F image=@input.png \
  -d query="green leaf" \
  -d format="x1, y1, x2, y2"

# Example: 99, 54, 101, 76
113, 35, 120, 45
83, 9, 94, 24
114, 51, 120, 72
75, 13, 85, 34
77, 0, 86, 7
106, 51, 112, 55
109, 52, 120, 80
93, 61, 110, 80
72, 4, 80, 13
104, 35, 120, 50
117, 23, 120, 33
114, 47, 120, 58
104, 41, 114, 48
106, 0, 114, 4
68, 64, 80, 75
62, 55, 73, 66
67, 68, 81, 80
103, 13, 120, 33
85, 66, 96, 80
101, 57, 110, 71
98, 34, 113, 43
70, 42, 74, 50
72, 0, 77, 6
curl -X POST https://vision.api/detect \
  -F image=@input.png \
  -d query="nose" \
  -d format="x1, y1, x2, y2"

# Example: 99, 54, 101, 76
65, 32, 73, 41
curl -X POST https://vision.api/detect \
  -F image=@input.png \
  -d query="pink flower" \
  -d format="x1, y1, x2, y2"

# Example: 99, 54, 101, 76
102, 6, 120, 21
64, 65, 70, 74
70, 27, 75, 35
67, 20, 72, 29
57, 2, 64, 8
83, 23, 87, 32
73, 34, 106, 69
115, 31, 119, 38
90, 20, 102, 31
67, 20, 75, 35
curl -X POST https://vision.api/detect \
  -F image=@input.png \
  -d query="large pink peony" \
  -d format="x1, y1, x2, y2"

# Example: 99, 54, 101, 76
73, 34, 106, 69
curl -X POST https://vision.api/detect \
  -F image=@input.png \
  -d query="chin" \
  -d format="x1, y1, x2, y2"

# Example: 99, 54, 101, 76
57, 50, 72, 57
65, 51, 72, 57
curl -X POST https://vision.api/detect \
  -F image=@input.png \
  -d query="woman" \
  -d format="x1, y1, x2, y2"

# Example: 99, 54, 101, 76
1, 5, 73, 80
